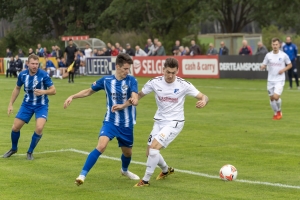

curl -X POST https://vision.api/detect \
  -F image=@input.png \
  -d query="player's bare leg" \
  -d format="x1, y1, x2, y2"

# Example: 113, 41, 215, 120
120, 147, 139, 180
75, 136, 109, 186
3, 118, 26, 158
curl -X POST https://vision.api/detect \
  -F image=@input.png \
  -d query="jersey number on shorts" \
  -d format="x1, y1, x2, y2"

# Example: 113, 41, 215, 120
148, 134, 152, 143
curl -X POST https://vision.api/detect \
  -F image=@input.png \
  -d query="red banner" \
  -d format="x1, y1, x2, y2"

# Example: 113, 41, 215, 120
61, 35, 89, 41
132, 56, 219, 78
0, 58, 3, 74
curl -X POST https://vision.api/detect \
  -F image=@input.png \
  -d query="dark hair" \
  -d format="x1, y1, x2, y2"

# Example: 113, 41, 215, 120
272, 38, 280, 43
164, 57, 178, 69
116, 53, 133, 67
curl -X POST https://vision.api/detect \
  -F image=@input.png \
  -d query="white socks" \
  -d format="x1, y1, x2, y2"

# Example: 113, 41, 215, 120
158, 154, 168, 173
143, 148, 160, 181
270, 100, 278, 115
276, 98, 282, 111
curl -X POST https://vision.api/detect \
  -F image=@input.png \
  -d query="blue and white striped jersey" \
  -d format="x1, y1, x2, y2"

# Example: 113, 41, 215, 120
91, 75, 138, 128
17, 69, 53, 106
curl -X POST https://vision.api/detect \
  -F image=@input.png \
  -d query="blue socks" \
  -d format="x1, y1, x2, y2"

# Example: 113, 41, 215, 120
11, 130, 20, 151
28, 132, 42, 153
80, 148, 102, 176
121, 154, 131, 172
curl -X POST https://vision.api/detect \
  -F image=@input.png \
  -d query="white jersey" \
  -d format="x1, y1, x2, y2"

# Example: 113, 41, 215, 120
84, 48, 92, 57
262, 50, 291, 81
142, 76, 200, 122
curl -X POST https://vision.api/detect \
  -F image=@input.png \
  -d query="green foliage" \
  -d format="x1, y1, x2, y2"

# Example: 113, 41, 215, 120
1, 77, 300, 199
262, 25, 285, 50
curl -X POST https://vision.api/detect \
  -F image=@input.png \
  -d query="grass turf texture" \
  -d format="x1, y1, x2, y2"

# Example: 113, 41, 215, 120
1, 75, 300, 200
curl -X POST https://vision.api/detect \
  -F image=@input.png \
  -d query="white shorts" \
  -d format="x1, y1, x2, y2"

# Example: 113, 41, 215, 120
267, 81, 285, 96
147, 120, 184, 148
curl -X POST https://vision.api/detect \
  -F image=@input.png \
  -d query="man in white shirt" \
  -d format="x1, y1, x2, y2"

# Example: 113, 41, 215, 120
84, 44, 92, 58
260, 38, 292, 120
135, 45, 147, 56
132, 57, 209, 187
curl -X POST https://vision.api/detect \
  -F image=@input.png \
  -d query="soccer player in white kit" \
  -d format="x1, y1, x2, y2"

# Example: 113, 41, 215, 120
260, 38, 292, 120
133, 57, 209, 187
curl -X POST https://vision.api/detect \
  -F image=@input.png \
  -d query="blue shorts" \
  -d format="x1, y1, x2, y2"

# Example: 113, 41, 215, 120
99, 121, 133, 148
16, 104, 48, 124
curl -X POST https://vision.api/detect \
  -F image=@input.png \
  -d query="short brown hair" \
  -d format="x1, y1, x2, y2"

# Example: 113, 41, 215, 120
164, 57, 178, 69
116, 53, 133, 67
272, 38, 280, 43
28, 54, 39, 62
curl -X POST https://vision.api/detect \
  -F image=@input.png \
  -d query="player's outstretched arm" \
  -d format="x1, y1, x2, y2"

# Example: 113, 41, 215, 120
195, 92, 209, 109
8, 86, 21, 116
64, 88, 95, 109
138, 91, 146, 100
130, 92, 139, 106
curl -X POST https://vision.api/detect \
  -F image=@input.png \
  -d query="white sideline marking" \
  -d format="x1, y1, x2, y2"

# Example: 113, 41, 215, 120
15, 148, 300, 189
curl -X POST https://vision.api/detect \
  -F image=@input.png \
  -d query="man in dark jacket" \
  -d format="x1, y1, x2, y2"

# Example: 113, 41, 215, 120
255, 42, 268, 55
15, 55, 23, 74
125, 44, 135, 56
283, 36, 299, 89
239, 40, 253, 55
219, 41, 229, 55
189, 40, 201, 55
6, 56, 17, 78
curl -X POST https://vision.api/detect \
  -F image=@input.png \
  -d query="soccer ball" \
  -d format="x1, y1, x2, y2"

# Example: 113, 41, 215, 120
219, 164, 238, 181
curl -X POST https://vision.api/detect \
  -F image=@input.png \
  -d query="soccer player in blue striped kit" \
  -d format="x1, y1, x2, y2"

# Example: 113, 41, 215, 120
3, 54, 56, 160
64, 53, 140, 186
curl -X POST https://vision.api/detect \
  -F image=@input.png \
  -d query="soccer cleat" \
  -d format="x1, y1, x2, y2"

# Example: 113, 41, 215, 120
27, 152, 34, 160
3, 149, 17, 158
134, 180, 150, 187
75, 175, 85, 186
121, 169, 140, 180
276, 111, 282, 120
156, 167, 175, 180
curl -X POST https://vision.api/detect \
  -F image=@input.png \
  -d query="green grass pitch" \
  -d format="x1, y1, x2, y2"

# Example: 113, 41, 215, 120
1, 75, 300, 200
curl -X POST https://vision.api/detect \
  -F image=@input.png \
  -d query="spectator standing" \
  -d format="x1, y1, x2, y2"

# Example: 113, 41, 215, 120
6, 48, 13, 57
6, 56, 16, 78
172, 40, 180, 55
111, 45, 119, 56
144, 39, 154, 54
84, 44, 92, 58
64, 39, 77, 83
149, 38, 159, 56
115, 43, 121, 52
18, 49, 25, 57
79, 51, 86, 75
154, 42, 166, 56
190, 40, 201, 55
28, 48, 35, 56
51, 46, 57, 57
15, 55, 23, 75
207, 43, 218, 55
135, 46, 147, 56
126, 44, 135, 56
178, 46, 186, 56
119, 46, 126, 53
219, 41, 229, 55
93, 48, 98, 56
185, 47, 190, 55
256, 42, 268, 55
37, 44, 44, 57
283, 36, 300, 89
103, 47, 110, 56
97, 49, 104, 56
24, 60, 29, 70
107, 43, 112, 55
239, 40, 253, 55
55, 45, 63, 59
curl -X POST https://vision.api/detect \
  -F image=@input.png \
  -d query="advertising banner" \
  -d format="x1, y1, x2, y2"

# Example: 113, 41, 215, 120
0, 58, 3, 74
86, 57, 116, 75
132, 56, 219, 78
219, 55, 268, 79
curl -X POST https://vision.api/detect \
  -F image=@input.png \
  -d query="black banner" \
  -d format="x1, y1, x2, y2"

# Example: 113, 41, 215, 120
219, 54, 268, 79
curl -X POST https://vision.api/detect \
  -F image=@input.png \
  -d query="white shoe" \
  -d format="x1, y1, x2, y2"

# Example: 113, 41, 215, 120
75, 175, 85, 186
121, 169, 140, 180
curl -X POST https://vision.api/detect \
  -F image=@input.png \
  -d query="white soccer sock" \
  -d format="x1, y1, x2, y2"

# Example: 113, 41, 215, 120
143, 148, 160, 181
157, 154, 168, 173
270, 100, 278, 115
276, 98, 282, 111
